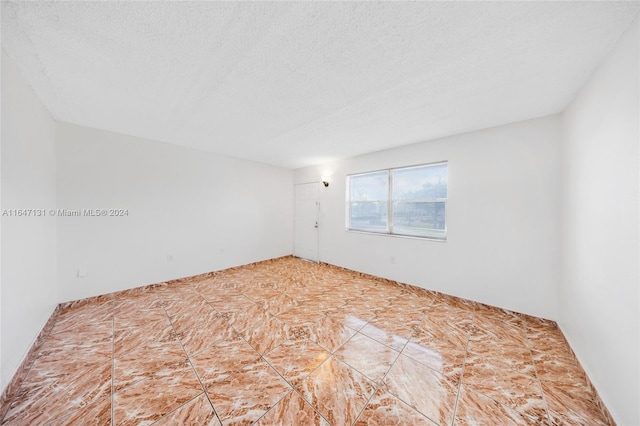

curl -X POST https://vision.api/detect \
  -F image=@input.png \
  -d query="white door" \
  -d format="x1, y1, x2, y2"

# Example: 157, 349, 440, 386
294, 183, 319, 262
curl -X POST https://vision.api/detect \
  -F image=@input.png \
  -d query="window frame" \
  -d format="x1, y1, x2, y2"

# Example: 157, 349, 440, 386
346, 161, 448, 241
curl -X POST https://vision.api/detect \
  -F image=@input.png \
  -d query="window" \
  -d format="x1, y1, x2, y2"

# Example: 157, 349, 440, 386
347, 162, 448, 239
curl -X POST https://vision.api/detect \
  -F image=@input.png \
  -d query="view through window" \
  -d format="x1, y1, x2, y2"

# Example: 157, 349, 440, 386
347, 162, 448, 239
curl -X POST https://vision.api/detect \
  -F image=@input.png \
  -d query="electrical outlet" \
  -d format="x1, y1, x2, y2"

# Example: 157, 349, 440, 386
77, 268, 88, 278
390, 256, 396, 264
167, 254, 173, 262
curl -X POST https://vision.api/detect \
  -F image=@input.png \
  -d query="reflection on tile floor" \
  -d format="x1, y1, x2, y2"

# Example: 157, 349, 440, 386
0, 257, 612, 425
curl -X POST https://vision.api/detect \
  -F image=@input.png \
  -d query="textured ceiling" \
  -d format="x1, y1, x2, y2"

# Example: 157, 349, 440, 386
2, 1, 639, 169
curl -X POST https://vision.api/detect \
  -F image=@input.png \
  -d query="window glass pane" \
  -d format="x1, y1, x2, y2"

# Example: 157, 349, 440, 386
349, 171, 389, 201
350, 202, 388, 232
347, 163, 447, 239
392, 201, 446, 238
392, 163, 447, 200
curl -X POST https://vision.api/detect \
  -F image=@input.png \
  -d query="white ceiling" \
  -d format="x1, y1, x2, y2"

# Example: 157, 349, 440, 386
2, 1, 639, 169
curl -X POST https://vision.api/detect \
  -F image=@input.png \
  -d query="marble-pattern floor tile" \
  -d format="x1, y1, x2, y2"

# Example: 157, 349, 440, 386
358, 317, 414, 351
155, 283, 200, 300
114, 340, 190, 391
206, 359, 292, 426
292, 315, 358, 353
532, 350, 587, 387
260, 293, 300, 315
264, 339, 330, 386
541, 382, 609, 426
51, 301, 114, 334
471, 313, 527, 342
334, 332, 400, 383
374, 306, 426, 329
256, 390, 329, 426
466, 349, 536, 380
154, 393, 222, 426
224, 303, 272, 333
242, 313, 293, 354
114, 317, 176, 358
243, 286, 283, 302
114, 306, 168, 329
286, 287, 326, 304
208, 294, 256, 315
159, 291, 205, 307
526, 326, 574, 359
113, 367, 203, 426
454, 385, 540, 425
474, 307, 524, 334
381, 354, 459, 425
3, 362, 112, 425
21, 354, 110, 394
276, 305, 326, 327
191, 335, 261, 388
165, 299, 219, 334
434, 293, 476, 311
37, 338, 112, 366
462, 352, 547, 423
467, 326, 532, 368
423, 303, 474, 334
300, 295, 348, 313
342, 295, 392, 315
31, 323, 112, 388
547, 408, 607, 426
114, 298, 165, 326
325, 306, 373, 330
416, 319, 469, 351
355, 388, 436, 425
177, 313, 238, 356
46, 395, 112, 426
401, 329, 466, 382
296, 356, 376, 426
399, 284, 438, 302
1, 257, 613, 426
196, 283, 242, 302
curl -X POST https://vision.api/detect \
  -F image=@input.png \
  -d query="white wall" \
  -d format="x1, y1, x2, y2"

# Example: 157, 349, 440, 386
1, 52, 58, 389
56, 123, 293, 302
560, 19, 639, 425
295, 115, 562, 319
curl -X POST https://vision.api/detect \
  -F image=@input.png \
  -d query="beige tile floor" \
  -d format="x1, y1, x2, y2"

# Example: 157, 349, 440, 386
0, 257, 612, 425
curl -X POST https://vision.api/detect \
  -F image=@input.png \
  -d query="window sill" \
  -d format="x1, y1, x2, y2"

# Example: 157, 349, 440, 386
346, 229, 447, 242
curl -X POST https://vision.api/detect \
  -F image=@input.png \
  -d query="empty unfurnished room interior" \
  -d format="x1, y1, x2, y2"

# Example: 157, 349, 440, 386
1, 1, 639, 425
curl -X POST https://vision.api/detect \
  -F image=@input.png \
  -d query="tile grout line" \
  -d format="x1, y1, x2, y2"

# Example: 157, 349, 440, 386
253, 295, 381, 426
448, 306, 475, 426
17, 304, 115, 425
206, 281, 336, 425
148, 392, 207, 426
459, 312, 545, 424
350, 324, 418, 426
335, 328, 404, 380
0, 304, 63, 424
253, 354, 333, 426
521, 319, 554, 426
204, 288, 298, 424
9, 304, 115, 425
157, 288, 225, 426
248, 389, 296, 426
350, 295, 442, 425
350, 295, 437, 426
